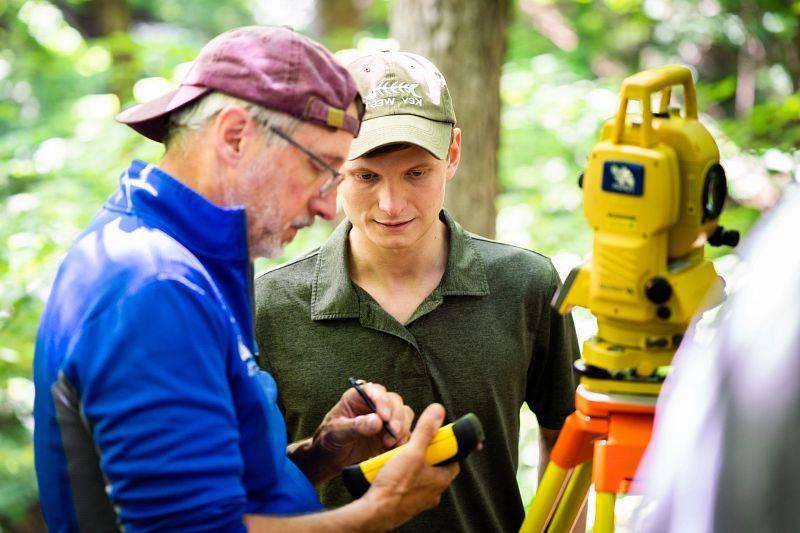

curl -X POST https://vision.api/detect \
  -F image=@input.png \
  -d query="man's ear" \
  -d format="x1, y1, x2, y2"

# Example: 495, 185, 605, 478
214, 106, 251, 164
445, 127, 462, 180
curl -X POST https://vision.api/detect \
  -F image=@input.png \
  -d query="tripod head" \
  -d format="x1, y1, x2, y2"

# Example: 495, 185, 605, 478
554, 66, 739, 392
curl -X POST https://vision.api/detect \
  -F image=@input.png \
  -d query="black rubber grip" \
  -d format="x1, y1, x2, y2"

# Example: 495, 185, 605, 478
436, 413, 484, 465
341, 463, 371, 499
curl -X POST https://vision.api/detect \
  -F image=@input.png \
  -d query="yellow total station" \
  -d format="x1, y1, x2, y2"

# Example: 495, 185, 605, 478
554, 65, 739, 391
341, 413, 484, 498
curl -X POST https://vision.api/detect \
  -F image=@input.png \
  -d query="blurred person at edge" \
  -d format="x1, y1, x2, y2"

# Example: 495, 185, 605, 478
255, 51, 580, 532
636, 185, 800, 532
33, 26, 457, 533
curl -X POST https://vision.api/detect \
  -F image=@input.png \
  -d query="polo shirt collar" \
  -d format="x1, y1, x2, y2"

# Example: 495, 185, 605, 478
438, 210, 490, 296
310, 220, 360, 319
310, 210, 489, 321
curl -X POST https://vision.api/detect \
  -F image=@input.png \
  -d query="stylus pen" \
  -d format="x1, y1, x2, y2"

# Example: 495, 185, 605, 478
348, 376, 398, 440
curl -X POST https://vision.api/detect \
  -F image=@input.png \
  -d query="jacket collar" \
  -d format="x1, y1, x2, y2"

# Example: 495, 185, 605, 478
310, 210, 489, 321
105, 160, 249, 262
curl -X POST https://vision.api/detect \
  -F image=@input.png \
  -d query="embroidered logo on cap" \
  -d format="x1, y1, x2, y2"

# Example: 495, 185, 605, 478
364, 81, 424, 109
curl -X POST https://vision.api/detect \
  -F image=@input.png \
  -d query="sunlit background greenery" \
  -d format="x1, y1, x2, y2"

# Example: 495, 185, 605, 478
2, 0, 799, 530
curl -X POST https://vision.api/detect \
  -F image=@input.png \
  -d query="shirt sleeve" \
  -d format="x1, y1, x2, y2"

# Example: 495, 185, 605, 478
65, 277, 247, 532
526, 262, 581, 430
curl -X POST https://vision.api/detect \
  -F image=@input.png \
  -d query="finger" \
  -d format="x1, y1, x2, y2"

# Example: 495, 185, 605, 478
432, 462, 460, 485
400, 405, 414, 445
417, 463, 460, 511
352, 413, 383, 436
331, 412, 383, 443
443, 461, 460, 481
361, 382, 391, 419
339, 382, 385, 417
385, 391, 405, 433
424, 462, 459, 495
407, 403, 445, 453
382, 401, 414, 448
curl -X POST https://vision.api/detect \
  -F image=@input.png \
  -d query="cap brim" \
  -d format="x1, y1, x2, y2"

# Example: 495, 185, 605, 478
348, 114, 453, 160
115, 85, 211, 143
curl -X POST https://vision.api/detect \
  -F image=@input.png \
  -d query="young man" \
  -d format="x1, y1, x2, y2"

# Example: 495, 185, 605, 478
255, 51, 580, 531
33, 28, 457, 532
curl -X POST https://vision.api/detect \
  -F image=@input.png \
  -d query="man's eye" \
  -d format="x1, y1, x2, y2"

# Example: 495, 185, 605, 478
407, 169, 426, 178
352, 172, 377, 182
309, 159, 327, 177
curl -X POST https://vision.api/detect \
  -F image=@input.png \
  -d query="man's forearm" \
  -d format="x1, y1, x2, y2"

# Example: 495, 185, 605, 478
245, 495, 389, 533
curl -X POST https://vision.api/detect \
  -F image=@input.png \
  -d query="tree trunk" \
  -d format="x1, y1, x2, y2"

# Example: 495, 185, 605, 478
390, 0, 509, 238
59, 0, 134, 99
313, 0, 363, 50
735, 1, 766, 118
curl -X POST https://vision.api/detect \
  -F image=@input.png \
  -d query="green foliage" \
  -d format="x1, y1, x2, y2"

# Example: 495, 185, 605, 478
722, 95, 800, 149
2, 0, 799, 527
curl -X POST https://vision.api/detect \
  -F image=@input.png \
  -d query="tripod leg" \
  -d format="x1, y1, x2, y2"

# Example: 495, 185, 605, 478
549, 460, 591, 532
594, 491, 616, 533
519, 462, 570, 533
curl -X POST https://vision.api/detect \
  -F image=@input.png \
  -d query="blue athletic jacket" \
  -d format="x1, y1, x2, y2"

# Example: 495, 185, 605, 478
33, 160, 322, 532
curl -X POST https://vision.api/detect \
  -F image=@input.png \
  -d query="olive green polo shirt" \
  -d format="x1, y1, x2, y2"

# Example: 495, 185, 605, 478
255, 211, 579, 532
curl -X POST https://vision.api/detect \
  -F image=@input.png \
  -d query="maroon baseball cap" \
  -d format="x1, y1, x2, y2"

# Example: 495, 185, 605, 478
116, 26, 364, 143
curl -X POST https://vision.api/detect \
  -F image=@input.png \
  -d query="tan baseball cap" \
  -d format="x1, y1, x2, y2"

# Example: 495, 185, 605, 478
346, 51, 456, 160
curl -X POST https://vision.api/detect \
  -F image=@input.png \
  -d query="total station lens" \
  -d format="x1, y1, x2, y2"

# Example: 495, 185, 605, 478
702, 163, 727, 221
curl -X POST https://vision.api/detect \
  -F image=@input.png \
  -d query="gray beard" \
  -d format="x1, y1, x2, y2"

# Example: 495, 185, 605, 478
253, 232, 285, 259
251, 214, 315, 259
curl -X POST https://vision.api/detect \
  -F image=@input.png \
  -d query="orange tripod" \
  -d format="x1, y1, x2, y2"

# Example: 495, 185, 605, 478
519, 383, 657, 533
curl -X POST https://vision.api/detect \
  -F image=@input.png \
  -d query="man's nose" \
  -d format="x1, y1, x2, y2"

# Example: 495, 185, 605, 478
377, 181, 406, 217
309, 189, 337, 221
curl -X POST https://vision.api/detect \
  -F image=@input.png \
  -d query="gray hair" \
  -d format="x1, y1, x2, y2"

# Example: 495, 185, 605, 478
164, 91, 302, 151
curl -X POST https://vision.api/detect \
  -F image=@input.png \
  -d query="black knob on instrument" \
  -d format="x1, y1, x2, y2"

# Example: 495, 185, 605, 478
707, 226, 740, 247
645, 277, 672, 304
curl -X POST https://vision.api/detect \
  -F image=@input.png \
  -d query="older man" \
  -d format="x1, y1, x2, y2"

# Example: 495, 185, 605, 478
255, 51, 579, 532
33, 27, 456, 532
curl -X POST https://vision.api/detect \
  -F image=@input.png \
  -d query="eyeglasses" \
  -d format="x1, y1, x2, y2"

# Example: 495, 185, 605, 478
268, 125, 344, 195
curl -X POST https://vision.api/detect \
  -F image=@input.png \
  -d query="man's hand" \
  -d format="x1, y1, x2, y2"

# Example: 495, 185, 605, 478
360, 403, 460, 531
247, 403, 458, 532
288, 382, 413, 485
